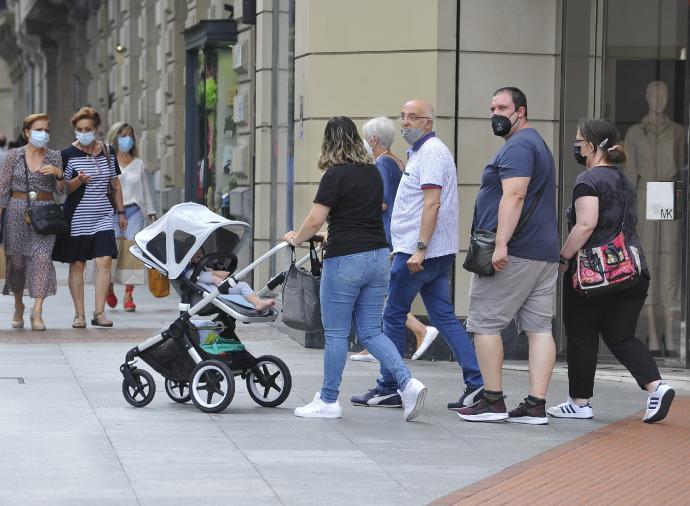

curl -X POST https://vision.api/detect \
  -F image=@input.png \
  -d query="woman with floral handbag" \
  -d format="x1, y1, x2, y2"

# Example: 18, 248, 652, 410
549, 118, 675, 424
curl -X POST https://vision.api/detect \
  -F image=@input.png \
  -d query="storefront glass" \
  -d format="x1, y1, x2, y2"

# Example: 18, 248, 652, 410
560, 0, 688, 367
185, 21, 252, 278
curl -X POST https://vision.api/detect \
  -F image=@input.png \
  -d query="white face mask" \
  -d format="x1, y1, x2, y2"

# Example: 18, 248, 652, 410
29, 130, 49, 149
363, 139, 373, 156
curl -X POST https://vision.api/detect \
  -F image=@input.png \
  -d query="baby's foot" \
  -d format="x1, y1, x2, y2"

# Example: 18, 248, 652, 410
254, 298, 276, 313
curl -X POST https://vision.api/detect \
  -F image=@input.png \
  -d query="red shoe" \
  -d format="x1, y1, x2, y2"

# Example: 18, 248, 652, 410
124, 285, 135, 312
106, 286, 118, 309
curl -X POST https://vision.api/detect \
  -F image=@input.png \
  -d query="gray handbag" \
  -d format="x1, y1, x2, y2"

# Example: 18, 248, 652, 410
281, 241, 323, 332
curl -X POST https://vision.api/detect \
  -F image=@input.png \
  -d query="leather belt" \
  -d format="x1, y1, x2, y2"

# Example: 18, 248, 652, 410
11, 190, 54, 201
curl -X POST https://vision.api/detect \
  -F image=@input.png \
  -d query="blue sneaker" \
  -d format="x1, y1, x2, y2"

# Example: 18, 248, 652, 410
351, 387, 402, 408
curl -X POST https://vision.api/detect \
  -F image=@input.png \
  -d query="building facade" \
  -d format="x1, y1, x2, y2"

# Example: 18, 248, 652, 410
0, 0, 687, 368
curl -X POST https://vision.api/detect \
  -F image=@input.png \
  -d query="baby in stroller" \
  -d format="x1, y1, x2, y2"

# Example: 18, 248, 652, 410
185, 247, 276, 314
120, 202, 294, 414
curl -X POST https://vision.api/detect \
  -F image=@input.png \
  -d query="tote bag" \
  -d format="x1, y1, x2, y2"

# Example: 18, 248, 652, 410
281, 241, 323, 332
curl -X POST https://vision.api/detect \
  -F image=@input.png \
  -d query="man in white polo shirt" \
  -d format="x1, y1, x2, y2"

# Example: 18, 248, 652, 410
351, 99, 484, 410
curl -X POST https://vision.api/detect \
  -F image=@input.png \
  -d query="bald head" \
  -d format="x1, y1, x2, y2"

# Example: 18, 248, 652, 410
646, 80, 668, 114
403, 99, 435, 122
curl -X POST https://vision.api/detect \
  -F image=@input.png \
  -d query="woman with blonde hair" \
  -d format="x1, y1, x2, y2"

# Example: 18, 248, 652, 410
54, 106, 127, 328
104, 121, 156, 312
284, 116, 427, 421
0, 113, 64, 330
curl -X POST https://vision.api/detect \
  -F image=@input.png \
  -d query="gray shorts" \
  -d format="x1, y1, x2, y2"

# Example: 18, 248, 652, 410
466, 256, 557, 335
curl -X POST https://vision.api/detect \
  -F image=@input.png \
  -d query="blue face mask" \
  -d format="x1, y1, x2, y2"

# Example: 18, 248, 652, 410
118, 136, 134, 152
29, 130, 49, 149
75, 131, 95, 146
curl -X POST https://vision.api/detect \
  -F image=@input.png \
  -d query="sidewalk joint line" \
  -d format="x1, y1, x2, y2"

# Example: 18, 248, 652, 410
209, 414, 287, 506
57, 343, 142, 506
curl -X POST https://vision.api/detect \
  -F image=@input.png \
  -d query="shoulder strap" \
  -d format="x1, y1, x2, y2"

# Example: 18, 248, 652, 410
617, 168, 628, 231
102, 142, 113, 173
21, 151, 32, 210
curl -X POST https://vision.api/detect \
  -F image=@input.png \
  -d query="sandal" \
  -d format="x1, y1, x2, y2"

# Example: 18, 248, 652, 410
30, 310, 46, 331
91, 312, 113, 328
124, 286, 136, 312
72, 315, 87, 329
11, 302, 25, 329
106, 284, 118, 309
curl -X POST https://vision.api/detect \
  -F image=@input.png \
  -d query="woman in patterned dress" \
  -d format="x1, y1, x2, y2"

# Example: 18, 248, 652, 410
0, 113, 65, 331
55, 107, 128, 328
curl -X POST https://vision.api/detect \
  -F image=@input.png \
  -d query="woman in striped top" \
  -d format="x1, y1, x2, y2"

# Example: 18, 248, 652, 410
55, 107, 128, 328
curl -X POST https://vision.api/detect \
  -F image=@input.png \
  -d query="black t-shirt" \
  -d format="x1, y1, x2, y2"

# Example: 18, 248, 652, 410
566, 165, 648, 271
313, 163, 389, 258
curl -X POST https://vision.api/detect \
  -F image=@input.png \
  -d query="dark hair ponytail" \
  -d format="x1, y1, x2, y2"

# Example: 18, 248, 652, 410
577, 118, 627, 164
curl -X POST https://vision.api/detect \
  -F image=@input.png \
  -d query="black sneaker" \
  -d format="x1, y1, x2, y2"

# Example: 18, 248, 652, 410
351, 387, 402, 408
456, 396, 508, 422
507, 399, 548, 425
447, 385, 485, 411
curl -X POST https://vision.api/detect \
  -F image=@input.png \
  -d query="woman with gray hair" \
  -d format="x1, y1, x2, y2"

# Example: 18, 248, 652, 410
350, 116, 439, 366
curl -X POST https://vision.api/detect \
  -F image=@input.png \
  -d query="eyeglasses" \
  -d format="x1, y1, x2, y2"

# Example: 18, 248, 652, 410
399, 113, 431, 122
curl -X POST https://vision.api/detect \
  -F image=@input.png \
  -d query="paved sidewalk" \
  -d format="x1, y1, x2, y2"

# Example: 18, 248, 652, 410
1, 265, 689, 505
1, 320, 688, 505
434, 397, 690, 505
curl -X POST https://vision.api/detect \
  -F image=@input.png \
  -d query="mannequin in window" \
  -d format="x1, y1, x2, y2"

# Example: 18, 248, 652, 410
624, 80, 682, 357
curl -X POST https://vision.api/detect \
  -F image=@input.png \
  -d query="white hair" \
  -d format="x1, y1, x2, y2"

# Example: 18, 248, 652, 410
362, 116, 396, 149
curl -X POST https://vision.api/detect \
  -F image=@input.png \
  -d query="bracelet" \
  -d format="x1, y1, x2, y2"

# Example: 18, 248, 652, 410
116, 210, 125, 215
559, 255, 570, 265
56, 174, 64, 181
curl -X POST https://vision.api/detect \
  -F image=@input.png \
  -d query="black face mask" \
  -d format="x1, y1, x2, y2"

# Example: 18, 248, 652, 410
491, 113, 516, 137
573, 144, 588, 166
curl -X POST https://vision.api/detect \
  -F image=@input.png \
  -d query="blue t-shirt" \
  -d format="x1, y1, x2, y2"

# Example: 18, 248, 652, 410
474, 128, 559, 262
376, 155, 402, 248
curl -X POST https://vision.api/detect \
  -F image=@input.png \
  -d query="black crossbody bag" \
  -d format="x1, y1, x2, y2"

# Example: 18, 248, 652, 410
22, 157, 69, 236
463, 181, 546, 277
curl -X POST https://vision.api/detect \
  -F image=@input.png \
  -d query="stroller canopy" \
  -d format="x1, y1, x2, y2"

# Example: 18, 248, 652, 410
134, 202, 250, 279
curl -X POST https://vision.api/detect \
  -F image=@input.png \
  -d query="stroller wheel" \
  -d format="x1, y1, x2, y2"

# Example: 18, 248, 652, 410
246, 355, 292, 407
190, 360, 235, 413
165, 379, 191, 403
122, 369, 156, 408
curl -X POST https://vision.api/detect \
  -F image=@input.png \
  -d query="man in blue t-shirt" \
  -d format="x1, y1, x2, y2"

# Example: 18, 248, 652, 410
456, 87, 559, 426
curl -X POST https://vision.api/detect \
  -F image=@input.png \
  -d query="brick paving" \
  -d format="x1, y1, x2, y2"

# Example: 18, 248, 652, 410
433, 396, 690, 506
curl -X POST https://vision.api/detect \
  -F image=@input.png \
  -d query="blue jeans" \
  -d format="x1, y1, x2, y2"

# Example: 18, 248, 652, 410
377, 253, 483, 393
320, 248, 412, 403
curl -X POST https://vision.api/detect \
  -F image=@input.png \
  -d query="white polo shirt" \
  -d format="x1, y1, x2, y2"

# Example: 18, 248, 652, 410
390, 135, 459, 258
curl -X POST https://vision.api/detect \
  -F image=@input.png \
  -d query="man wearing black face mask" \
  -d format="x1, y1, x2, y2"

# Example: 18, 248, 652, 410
457, 87, 559, 425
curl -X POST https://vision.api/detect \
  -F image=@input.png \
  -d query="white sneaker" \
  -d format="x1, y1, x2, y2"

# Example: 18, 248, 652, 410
411, 327, 439, 360
350, 353, 378, 363
547, 398, 593, 419
643, 382, 675, 423
398, 378, 427, 422
294, 392, 342, 419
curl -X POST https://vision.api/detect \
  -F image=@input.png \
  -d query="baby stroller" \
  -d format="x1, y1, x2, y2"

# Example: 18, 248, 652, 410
120, 203, 299, 414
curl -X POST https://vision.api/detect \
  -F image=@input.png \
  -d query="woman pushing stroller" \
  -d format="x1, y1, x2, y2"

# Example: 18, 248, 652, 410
284, 116, 427, 422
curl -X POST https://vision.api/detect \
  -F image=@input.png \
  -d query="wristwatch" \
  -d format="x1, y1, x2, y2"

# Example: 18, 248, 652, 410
417, 241, 428, 251
559, 255, 570, 265
116, 210, 126, 215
